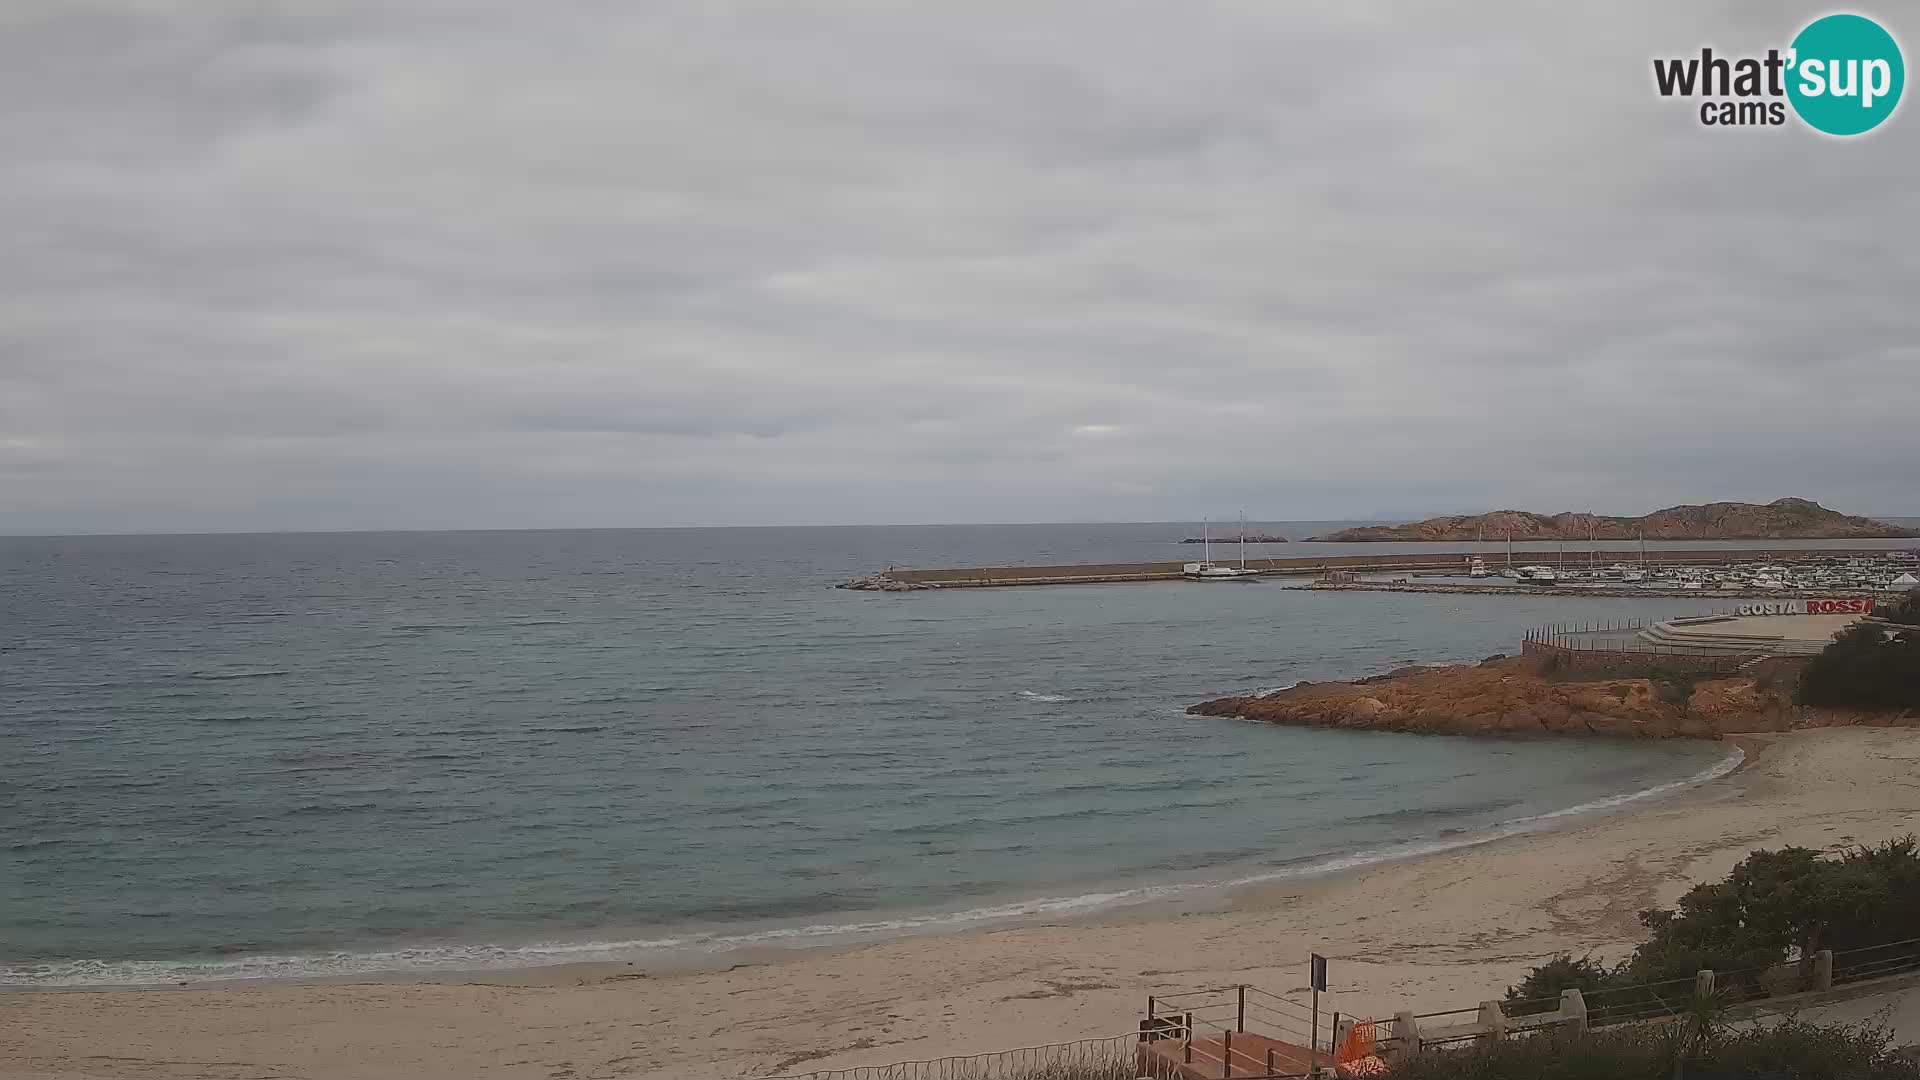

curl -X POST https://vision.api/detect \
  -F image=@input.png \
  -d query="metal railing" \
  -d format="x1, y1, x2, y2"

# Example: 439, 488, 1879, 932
1142, 984, 1330, 1078
1402, 1004, 1493, 1049
771, 940, 1920, 1080
767, 1032, 1159, 1080
1833, 936, 1920, 985
1395, 941, 1920, 1059
1521, 620, 1757, 671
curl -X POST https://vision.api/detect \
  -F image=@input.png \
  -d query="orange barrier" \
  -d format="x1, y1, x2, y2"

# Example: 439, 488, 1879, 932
1334, 1020, 1386, 1078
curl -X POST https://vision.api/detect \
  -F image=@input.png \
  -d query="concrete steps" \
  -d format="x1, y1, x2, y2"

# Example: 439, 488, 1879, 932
1636, 622, 1830, 656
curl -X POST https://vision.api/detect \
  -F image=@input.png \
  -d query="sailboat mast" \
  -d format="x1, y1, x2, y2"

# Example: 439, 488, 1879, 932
1203, 517, 1210, 563
1240, 511, 1247, 570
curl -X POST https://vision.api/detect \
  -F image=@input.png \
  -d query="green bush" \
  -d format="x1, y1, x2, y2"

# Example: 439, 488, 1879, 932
1653, 678, 1693, 707
1383, 1018, 1920, 1080
1796, 623, 1920, 709
1507, 838, 1920, 1005
1504, 954, 1616, 1017
1876, 592, 1920, 627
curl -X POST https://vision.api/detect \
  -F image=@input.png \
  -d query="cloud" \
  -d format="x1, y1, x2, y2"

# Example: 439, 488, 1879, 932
1, 0, 1915, 532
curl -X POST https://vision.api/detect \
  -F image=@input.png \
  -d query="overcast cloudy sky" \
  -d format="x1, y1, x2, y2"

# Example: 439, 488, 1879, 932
2, 1, 1915, 533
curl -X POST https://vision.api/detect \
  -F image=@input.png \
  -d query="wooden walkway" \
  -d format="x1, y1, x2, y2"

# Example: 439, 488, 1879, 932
1138, 1030, 1327, 1078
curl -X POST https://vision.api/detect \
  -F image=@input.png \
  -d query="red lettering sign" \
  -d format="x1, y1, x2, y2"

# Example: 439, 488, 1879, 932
1808, 598, 1870, 614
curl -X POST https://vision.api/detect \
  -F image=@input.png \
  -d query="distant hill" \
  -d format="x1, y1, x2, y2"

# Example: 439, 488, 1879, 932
1307, 499, 1920, 542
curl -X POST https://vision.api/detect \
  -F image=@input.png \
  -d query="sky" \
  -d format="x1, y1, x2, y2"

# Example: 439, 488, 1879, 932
2, 1, 1916, 534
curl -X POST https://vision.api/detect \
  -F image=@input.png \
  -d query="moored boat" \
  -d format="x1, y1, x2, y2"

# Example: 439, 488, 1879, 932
1185, 514, 1261, 580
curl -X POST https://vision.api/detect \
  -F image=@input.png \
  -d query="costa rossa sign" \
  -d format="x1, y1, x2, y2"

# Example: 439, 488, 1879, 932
1734, 598, 1873, 616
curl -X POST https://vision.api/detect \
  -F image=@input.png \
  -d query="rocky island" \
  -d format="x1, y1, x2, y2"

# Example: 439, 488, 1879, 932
1187, 655, 1914, 740
1308, 498, 1918, 542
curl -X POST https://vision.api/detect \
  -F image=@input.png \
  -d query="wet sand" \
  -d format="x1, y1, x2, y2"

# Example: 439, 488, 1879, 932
5, 728, 1918, 1080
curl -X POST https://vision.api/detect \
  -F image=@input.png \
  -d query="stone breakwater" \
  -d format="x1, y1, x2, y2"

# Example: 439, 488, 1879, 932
1305, 582, 1883, 600
838, 562, 1189, 589
837, 548, 1915, 591
1183, 656, 1920, 740
840, 574, 934, 592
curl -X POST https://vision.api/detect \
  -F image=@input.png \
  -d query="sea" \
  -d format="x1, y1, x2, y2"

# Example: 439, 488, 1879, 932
5, 522, 1913, 988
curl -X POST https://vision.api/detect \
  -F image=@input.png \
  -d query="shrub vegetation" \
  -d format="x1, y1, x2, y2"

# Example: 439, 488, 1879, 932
1383, 1018, 1920, 1080
1796, 622, 1920, 709
1507, 838, 1920, 1014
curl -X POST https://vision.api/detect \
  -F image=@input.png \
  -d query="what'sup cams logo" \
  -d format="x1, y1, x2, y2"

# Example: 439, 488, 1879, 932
1654, 12, 1904, 134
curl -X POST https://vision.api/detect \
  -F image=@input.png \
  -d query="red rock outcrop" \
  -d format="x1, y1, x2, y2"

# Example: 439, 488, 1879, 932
1186, 657, 1822, 739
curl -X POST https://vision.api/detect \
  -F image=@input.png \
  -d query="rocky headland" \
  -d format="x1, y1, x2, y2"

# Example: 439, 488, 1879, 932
1187, 655, 1917, 739
1309, 498, 1919, 542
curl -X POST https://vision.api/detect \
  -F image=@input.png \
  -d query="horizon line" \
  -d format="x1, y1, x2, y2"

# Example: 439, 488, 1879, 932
5, 512, 1919, 542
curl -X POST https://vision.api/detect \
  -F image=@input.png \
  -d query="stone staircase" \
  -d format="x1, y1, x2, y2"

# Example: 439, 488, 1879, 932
1636, 621, 1830, 656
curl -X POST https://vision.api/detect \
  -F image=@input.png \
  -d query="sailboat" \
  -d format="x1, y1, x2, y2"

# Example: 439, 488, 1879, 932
1620, 529, 1646, 583
1184, 513, 1262, 580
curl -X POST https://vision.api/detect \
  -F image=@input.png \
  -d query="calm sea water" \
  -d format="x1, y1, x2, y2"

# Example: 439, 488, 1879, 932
9, 522, 1900, 987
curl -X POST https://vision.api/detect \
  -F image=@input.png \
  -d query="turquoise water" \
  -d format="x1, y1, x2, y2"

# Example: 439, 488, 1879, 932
0, 525, 1756, 986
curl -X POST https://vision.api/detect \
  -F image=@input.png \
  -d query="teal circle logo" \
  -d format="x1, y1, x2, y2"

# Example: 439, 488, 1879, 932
1787, 13, 1904, 135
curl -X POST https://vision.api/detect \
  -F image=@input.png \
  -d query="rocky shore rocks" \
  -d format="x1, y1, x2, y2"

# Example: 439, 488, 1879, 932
837, 574, 930, 591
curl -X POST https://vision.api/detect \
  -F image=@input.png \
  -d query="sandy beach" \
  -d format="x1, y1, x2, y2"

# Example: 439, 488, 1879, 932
5, 727, 1918, 1080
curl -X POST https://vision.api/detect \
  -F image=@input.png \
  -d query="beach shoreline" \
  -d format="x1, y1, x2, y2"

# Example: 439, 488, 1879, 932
6, 726, 1918, 1080
1, 738, 1743, 993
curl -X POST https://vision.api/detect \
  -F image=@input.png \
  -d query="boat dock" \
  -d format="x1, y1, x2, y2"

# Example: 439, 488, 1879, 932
840, 548, 1917, 591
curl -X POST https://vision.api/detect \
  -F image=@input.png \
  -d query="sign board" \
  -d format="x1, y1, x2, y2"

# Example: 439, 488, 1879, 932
1733, 598, 1872, 616
1310, 953, 1328, 992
